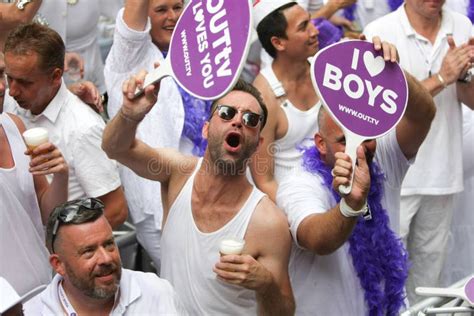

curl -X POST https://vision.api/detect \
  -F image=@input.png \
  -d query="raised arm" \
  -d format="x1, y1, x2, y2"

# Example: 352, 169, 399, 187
395, 71, 436, 160
250, 75, 280, 202
280, 146, 370, 255
0, 0, 43, 49
123, 0, 149, 31
310, 0, 356, 19
102, 70, 187, 185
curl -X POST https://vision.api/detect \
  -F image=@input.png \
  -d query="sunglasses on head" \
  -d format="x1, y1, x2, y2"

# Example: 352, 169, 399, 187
50, 198, 104, 253
212, 105, 263, 128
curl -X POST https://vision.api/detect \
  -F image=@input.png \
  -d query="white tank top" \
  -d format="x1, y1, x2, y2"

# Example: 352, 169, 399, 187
0, 113, 51, 295
260, 66, 320, 183
161, 159, 265, 315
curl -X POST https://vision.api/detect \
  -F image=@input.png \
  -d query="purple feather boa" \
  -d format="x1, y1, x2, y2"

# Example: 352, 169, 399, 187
301, 146, 409, 316
177, 85, 211, 157
469, 0, 474, 23
343, 0, 404, 21
162, 51, 211, 157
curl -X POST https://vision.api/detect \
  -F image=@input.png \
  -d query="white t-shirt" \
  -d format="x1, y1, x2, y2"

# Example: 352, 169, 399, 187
276, 130, 410, 315
24, 269, 187, 315
104, 8, 185, 228
5, 83, 121, 200
364, 6, 472, 196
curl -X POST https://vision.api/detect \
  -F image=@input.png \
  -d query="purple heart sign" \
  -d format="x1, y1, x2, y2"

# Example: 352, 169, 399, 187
311, 40, 408, 194
139, 0, 252, 100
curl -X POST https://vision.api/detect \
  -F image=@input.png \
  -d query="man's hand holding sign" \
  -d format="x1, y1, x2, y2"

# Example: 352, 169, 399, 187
311, 38, 408, 195
134, 0, 252, 100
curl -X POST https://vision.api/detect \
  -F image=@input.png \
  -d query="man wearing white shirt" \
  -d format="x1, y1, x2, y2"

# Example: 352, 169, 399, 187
24, 198, 186, 315
3, 23, 127, 229
364, 0, 474, 304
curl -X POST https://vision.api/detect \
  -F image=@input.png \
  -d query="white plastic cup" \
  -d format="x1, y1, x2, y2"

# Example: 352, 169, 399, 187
219, 238, 245, 256
23, 127, 49, 151
66, 58, 81, 82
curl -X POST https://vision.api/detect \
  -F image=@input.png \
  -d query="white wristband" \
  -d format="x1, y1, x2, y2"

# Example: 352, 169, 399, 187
339, 198, 368, 218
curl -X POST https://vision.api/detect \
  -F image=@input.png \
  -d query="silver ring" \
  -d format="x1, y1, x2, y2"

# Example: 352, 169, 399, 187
331, 169, 336, 177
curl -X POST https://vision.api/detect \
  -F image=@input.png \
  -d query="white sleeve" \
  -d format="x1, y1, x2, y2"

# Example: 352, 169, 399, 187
71, 126, 121, 198
375, 129, 412, 189
106, 8, 154, 74
276, 171, 334, 247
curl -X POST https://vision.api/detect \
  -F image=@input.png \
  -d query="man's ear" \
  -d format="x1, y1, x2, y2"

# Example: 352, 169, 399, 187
49, 254, 66, 277
270, 36, 286, 53
315, 133, 326, 154
51, 68, 63, 84
202, 121, 209, 140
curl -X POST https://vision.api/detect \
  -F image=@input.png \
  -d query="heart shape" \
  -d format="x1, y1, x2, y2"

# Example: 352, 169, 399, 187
363, 51, 385, 77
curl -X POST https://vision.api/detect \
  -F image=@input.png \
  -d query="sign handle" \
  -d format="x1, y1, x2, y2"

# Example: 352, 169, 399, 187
134, 59, 173, 97
416, 276, 474, 306
338, 131, 366, 195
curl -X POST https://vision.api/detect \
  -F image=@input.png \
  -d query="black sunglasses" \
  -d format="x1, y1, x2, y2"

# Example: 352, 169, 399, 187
212, 105, 263, 128
50, 198, 104, 253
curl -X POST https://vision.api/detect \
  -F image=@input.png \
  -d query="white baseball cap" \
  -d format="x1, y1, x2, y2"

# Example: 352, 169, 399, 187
253, 0, 296, 29
0, 278, 46, 313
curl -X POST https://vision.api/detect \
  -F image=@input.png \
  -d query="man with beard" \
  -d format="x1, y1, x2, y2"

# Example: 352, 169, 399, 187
102, 77, 295, 315
276, 70, 436, 315
24, 198, 185, 315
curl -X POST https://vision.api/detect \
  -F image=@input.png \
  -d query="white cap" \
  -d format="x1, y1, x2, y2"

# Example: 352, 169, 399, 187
0, 278, 46, 313
253, 0, 296, 29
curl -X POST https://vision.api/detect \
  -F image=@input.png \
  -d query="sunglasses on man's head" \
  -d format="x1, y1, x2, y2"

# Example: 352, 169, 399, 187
50, 198, 104, 253
212, 105, 263, 128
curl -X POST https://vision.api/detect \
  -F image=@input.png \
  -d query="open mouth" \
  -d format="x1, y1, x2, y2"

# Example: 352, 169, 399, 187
226, 132, 241, 148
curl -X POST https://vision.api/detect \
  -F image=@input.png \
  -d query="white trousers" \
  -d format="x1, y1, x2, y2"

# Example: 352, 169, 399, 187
134, 214, 162, 274
400, 194, 455, 305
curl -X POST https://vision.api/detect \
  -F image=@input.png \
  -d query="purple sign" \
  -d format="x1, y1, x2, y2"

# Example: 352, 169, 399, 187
465, 277, 474, 305
311, 40, 408, 138
169, 0, 251, 100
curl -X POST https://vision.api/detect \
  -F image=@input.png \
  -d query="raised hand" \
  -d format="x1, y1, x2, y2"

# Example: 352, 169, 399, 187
120, 69, 160, 122
332, 146, 370, 210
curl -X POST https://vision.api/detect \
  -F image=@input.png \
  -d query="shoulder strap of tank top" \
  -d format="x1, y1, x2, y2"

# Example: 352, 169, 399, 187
1, 113, 28, 168
260, 67, 286, 98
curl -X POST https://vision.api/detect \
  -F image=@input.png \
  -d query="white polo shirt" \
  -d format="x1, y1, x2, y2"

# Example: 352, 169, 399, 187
24, 269, 187, 315
364, 6, 472, 195
5, 83, 121, 200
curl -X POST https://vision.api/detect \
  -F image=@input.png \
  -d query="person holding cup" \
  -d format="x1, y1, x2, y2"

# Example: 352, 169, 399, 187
0, 52, 68, 297
102, 77, 295, 315
3, 23, 128, 229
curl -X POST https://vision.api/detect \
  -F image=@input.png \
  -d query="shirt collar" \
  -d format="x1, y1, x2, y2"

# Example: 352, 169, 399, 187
113, 269, 141, 314
399, 5, 454, 40
38, 81, 69, 124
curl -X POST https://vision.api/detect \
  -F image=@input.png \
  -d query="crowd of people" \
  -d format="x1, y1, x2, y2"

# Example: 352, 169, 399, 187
0, 0, 473, 315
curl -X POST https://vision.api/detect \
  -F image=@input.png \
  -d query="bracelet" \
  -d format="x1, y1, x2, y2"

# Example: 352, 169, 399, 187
437, 73, 448, 89
16, 0, 33, 10
119, 108, 142, 123
339, 198, 369, 218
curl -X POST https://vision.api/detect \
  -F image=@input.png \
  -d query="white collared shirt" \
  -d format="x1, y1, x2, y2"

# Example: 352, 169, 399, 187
5, 83, 121, 200
24, 269, 187, 315
364, 6, 472, 195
